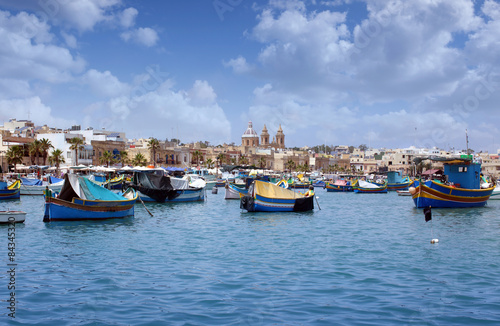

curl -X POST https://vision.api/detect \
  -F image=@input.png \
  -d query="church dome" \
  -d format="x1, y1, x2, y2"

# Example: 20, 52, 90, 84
242, 121, 258, 138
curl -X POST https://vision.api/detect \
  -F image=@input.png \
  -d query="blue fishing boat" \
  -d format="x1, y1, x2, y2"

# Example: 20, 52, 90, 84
128, 172, 204, 202
225, 183, 248, 199
386, 171, 413, 191
240, 180, 314, 212
0, 180, 21, 200
353, 180, 388, 193
410, 157, 494, 208
325, 179, 353, 192
43, 174, 137, 221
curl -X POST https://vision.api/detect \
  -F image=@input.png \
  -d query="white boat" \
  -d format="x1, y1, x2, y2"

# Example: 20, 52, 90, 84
20, 178, 64, 195
0, 210, 26, 223
396, 190, 412, 196
490, 184, 500, 200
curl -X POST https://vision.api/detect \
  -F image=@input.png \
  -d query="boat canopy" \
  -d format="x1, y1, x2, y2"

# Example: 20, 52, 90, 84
358, 180, 381, 189
21, 178, 43, 186
58, 174, 127, 202
252, 180, 304, 199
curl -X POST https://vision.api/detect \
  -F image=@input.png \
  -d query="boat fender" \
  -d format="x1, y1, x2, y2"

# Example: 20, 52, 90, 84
409, 187, 416, 195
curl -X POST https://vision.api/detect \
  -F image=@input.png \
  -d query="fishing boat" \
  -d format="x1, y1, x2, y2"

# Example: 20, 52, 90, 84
0, 180, 21, 200
240, 180, 314, 212
312, 180, 326, 188
89, 175, 125, 190
128, 172, 204, 202
353, 180, 388, 193
225, 183, 248, 199
386, 171, 413, 191
0, 210, 26, 223
490, 182, 500, 200
410, 156, 494, 208
43, 174, 137, 222
325, 179, 353, 192
397, 190, 412, 196
20, 176, 64, 195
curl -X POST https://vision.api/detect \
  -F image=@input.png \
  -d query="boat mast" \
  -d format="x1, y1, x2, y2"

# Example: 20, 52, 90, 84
466, 129, 469, 155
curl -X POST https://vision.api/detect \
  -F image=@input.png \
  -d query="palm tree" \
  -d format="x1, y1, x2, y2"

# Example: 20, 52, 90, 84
192, 150, 202, 166
258, 157, 266, 169
230, 157, 237, 165
216, 153, 225, 177
118, 150, 128, 167
205, 158, 214, 169
69, 137, 85, 166
285, 159, 296, 172
39, 138, 53, 165
48, 149, 65, 175
132, 153, 147, 166
6, 146, 24, 172
239, 155, 249, 165
100, 151, 114, 167
147, 138, 160, 167
29, 140, 42, 165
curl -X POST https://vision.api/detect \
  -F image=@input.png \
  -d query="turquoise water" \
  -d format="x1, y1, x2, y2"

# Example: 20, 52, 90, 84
1, 192, 500, 325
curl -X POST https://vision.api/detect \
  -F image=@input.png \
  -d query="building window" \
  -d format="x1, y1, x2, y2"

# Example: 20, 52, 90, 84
67, 151, 71, 158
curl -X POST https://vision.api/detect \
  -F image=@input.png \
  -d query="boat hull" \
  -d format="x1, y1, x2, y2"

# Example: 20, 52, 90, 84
21, 183, 63, 195
387, 181, 413, 191
225, 184, 247, 200
241, 194, 314, 212
325, 184, 353, 192
45, 197, 136, 221
0, 181, 21, 200
0, 211, 26, 223
411, 181, 494, 208
139, 188, 205, 202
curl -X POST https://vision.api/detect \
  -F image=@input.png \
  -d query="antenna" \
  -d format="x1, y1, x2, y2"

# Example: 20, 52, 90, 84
466, 129, 469, 155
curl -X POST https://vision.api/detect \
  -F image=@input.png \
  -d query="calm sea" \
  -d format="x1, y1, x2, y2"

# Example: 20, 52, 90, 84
1, 190, 500, 325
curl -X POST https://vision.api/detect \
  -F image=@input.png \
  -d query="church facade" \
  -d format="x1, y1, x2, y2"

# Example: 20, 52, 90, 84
241, 121, 285, 149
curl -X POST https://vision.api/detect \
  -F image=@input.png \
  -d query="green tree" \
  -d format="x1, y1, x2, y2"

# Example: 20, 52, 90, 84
39, 138, 53, 165
100, 151, 114, 167
205, 158, 214, 169
359, 144, 368, 152
285, 159, 296, 172
258, 156, 267, 169
48, 149, 65, 175
192, 150, 203, 166
148, 138, 161, 167
239, 155, 249, 165
29, 140, 42, 165
69, 137, 85, 166
118, 150, 129, 167
132, 153, 147, 166
6, 146, 24, 172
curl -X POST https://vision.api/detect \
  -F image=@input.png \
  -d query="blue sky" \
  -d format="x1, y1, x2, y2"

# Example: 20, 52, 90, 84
0, 0, 499, 153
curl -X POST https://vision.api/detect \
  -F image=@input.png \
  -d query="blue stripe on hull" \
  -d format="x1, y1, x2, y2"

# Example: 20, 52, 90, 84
140, 189, 204, 202
253, 203, 294, 212
412, 197, 487, 208
255, 194, 296, 204
48, 203, 135, 220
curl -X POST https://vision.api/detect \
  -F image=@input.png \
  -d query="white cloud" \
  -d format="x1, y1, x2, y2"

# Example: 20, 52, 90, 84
0, 97, 75, 128
82, 80, 231, 144
0, 10, 86, 83
119, 7, 138, 28
61, 31, 77, 48
82, 69, 130, 98
121, 27, 159, 47
223, 56, 253, 74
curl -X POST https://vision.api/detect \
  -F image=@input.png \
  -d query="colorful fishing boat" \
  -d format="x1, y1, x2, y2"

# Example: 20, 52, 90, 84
20, 176, 64, 195
128, 172, 204, 202
89, 175, 125, 190
0, 210, 26, 223
325, 179, 353, 192
490, 183, 500, 200
386, 171, 413, 191
43, 174, 137, 222
0, 180, 21, 200
225, 183, 247, 199
353, 180, 388, 193
410, 157, 494, 208
240, 180, 314, 212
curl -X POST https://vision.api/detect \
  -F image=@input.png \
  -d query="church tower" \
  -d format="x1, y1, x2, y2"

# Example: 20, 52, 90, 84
241, 121, 259, 147
275, 124, 285, 149
260, 124, 270, 148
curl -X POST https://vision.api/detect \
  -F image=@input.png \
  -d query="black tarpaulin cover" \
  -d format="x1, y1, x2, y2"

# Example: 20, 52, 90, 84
130, 172, 178, 202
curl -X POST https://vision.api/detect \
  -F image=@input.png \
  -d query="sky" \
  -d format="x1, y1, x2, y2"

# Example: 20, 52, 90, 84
0, 0, 499, 153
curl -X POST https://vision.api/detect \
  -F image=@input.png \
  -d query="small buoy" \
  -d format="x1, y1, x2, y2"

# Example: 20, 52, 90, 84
431, 239, 439, 244
409, 187, 416, 195
316, 196, 319, 199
